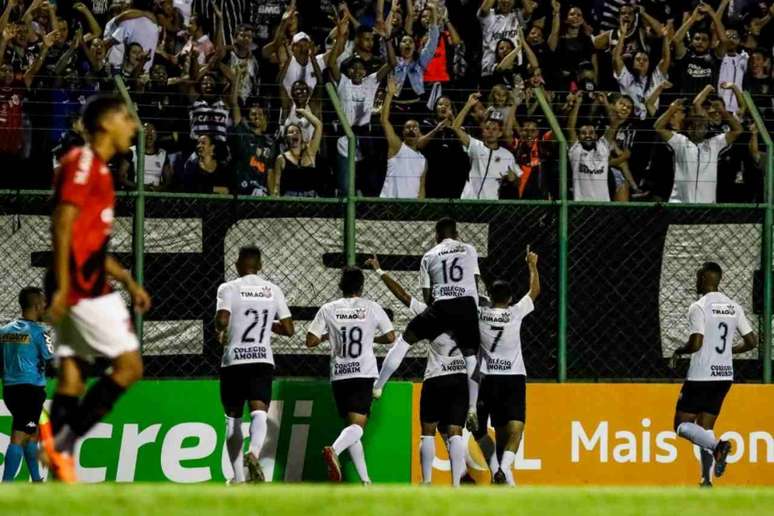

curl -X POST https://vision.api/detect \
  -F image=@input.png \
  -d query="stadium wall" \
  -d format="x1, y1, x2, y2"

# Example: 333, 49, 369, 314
1, 381, 773, 485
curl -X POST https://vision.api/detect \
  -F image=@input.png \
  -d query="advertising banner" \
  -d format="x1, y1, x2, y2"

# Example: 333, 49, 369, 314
410, 383, 774, 485
0, 380, 412, 483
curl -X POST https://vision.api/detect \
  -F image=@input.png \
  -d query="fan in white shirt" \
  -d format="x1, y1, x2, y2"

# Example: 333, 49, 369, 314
668, 262, 756, 486
567, 92, 621, 201
451, 92, 519, 200
654, 97, 742, 203
379, 77, 427, 199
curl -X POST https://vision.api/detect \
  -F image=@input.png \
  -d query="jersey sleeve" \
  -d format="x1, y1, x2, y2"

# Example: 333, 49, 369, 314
409, 297, 427, 316
274, 286, 292, 320
687, 303, 705, 335
373, 304, 394, 336
215, 283, 233, 313
419, 254, 432, 289
35, 327, 54, 360
736, 305, 754, 337
307, 306, 327, 338
468, 245, 481, 275
667, 132, 688, 153
57, 150, 94, 208
710, 132, 729, 154
513, 294, 535, 318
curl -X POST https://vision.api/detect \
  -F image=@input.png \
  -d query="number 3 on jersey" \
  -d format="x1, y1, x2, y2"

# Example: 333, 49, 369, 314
716, 322, 728, 353
338, 326, 363, 358
441, 257, 464, 283
242, 309, 269, 343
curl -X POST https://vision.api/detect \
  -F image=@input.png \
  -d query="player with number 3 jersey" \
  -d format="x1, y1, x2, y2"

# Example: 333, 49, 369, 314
215, 246, 294, 483
307, 267, 395, 484
669, 262, 757, 487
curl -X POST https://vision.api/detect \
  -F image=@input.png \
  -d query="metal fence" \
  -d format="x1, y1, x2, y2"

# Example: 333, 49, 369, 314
0, 84, 771, 382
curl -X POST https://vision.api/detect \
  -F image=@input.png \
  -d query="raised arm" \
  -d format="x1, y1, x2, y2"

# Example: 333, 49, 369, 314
720, 81, 746, 118
645, 79, 673, 117
657, 25, 672, 75
525, 247, 540, 300
478, 0, 496, 18
327, 16, 349, 83
297, 107, 323, 157
365, 255, 412, 307
672, 6, 701, 59
706, 2, 728, 58
718, 100, 742, 145
520, 30, 539, 71
638, 5, 664, 34
416, 118, 449, 150
654, 99, 684, 141
418, 18, 440, 70
24, 30, 53, 88
376, 37, 397, 81
73, 2, 103, 37
692, 84, 715, 115
547, 0, 561, 51
0, 0, 18, 36
404, 0, 415, 35
451, 92, 480, 148
381, 77, 403, 157
567, 92, 581, 145
612, 21, 627, 75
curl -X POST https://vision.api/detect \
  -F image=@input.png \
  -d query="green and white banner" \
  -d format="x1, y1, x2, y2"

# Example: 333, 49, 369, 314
0, 380, 413, 483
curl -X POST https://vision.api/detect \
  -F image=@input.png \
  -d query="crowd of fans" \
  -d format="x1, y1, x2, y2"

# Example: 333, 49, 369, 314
0, 0, 773, 203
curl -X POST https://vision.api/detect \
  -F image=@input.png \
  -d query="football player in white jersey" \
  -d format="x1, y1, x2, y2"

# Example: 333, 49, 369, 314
307, 267, 395, 484
375, 218, 483, 431
365, 255, 468, 486
668, 262, 757, 487
215, 246, 294, 483
476, 247, 539, 486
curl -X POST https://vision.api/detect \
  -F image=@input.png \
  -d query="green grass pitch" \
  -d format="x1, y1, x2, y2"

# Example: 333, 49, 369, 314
3, 484, 774, 516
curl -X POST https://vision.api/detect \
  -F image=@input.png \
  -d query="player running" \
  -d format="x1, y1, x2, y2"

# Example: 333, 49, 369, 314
374, 218, 482, 431
476, 248, 539, 485
215, 246, 294, 483
1, 288, 53, 482
40, 95, 150, 483
306, 267, 395, 484
669, 262, 757, 487
365, 255, 468, 486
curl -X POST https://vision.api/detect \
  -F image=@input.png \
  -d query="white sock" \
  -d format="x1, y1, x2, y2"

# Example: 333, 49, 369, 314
464, 355, 478, 410
332, 424, 364, 455
448, 435, 466, 487
248, 410, 268, 457
348, 439, 370, 483
677, 422, 718, 450
700, 430, 715, 482
500, 450, 516, 486
420, 436, 435, 483
225, 416, 245, 482
375, 337, 410, 390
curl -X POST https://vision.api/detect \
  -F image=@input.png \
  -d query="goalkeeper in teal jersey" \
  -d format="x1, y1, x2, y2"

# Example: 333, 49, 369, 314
1, 287, 53, 482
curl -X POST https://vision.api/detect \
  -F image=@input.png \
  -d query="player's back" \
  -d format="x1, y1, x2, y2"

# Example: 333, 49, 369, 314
312, 297, 393, 381
409, 298, 466, 379
0, 320, 52, 386
217, 274, 290, 367
52, 145, 116, 305
687, 291, 752, 381
421, 239, 480, 303
478, 295, 535, 376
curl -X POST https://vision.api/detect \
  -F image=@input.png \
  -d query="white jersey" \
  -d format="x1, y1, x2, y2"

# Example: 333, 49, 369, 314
667, 132, 728, 204
380, 143, 426, 199
216, 274, 291, 368
478, 295, 533, 376
570, 139, 611, 201
308, 297, 393, 381
461, 138, 519, 200
686, 291, 753, 381
410, 298, 467, 379
420, 238, 480, 302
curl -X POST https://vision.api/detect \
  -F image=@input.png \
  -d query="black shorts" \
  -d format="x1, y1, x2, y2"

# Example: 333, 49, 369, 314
420, 374, 468, 428
331, 378, 374, 419
406, 297, 480, 354
219, 363, 274, 410
478, 374, 526, 427
3, 384, 46, 434
676, 380, 732, 416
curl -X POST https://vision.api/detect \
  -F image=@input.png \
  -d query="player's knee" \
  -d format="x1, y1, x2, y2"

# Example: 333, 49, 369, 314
112, 353, 144, 387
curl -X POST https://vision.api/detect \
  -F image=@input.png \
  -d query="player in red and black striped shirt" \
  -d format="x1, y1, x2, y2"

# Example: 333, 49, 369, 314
41, 95, 151, 483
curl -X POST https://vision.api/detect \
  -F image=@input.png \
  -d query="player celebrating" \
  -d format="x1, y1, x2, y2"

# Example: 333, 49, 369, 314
40, 95, 150, 483
476, 248, 539, 485
669, 262, 757, 486
1, 288, 53, 482
306, 267, 395, 484
215, 246, 294, 483
365, 255, 468, 486
374, 217, 482, 430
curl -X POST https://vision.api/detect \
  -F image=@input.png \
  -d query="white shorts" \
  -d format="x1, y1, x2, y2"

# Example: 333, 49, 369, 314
55, 292, 140, 360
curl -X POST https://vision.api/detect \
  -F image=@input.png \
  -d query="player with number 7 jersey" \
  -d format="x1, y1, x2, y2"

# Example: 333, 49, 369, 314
306, 267, 395, 484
